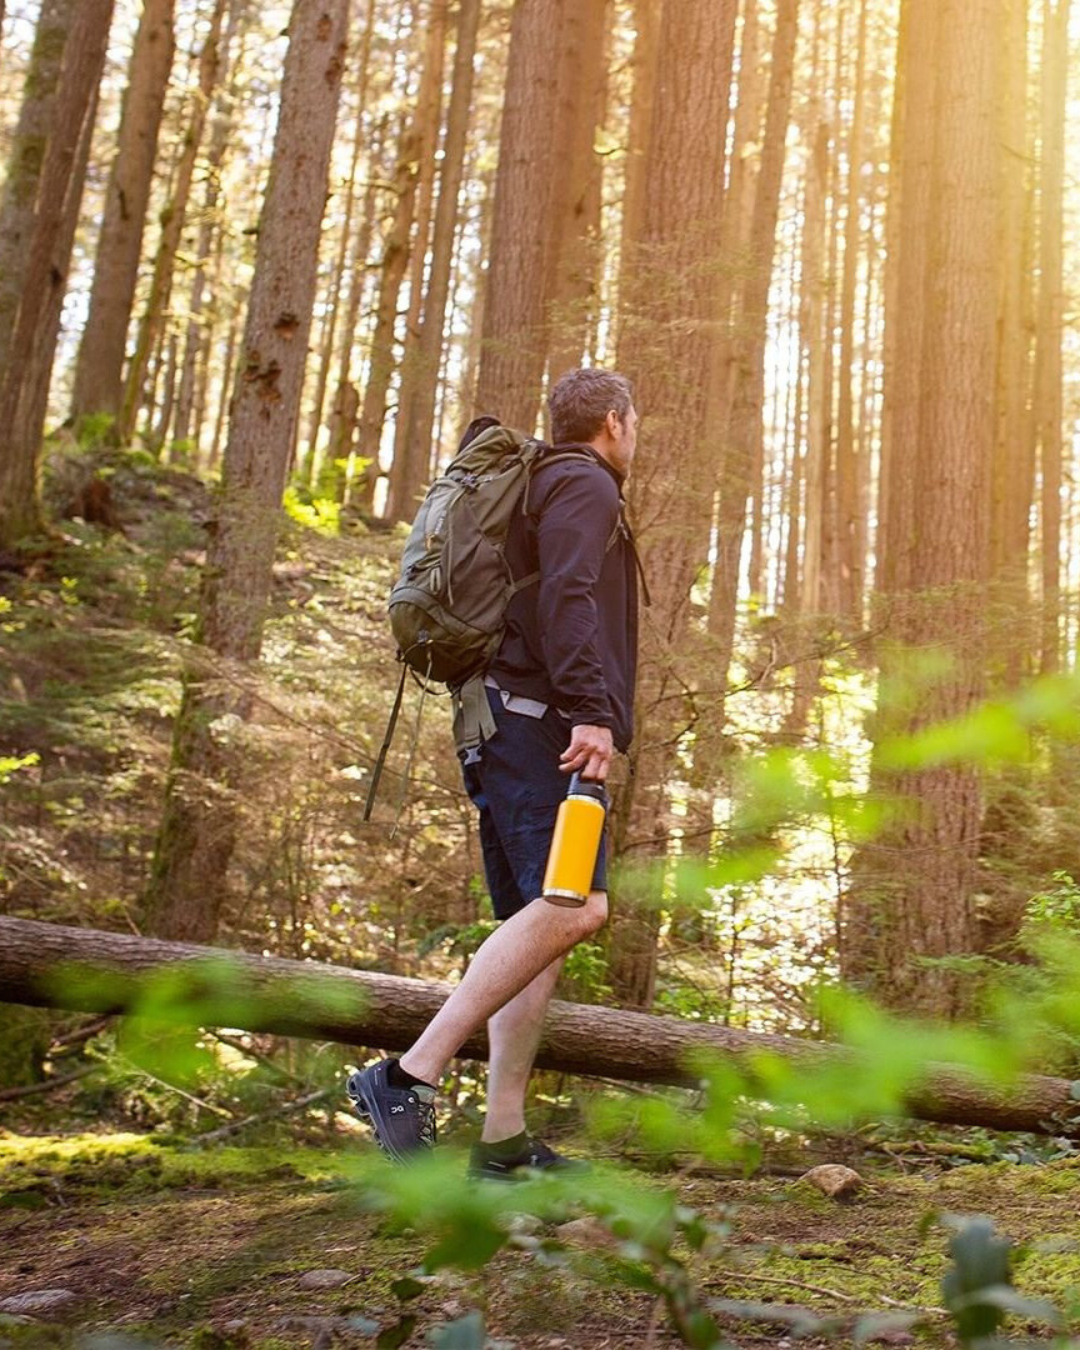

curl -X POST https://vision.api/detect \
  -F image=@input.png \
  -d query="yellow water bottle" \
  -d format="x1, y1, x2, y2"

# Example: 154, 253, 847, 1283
542, 772, 607, 907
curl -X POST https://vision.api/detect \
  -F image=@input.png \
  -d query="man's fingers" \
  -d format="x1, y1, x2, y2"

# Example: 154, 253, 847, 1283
560, 725, 613, 777
585, 753, 609, 781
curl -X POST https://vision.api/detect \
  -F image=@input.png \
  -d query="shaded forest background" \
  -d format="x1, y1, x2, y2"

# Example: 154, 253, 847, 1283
3, 0, 1080, 1095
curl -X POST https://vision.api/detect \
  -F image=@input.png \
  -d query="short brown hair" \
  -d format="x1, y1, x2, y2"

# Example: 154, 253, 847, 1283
548, 367, 633, 444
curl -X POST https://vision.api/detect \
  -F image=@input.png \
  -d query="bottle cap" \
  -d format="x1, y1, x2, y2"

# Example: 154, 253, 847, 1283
568, 771, 607, 806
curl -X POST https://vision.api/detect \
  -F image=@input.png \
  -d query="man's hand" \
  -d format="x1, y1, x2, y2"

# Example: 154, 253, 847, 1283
560, 724, 614, 781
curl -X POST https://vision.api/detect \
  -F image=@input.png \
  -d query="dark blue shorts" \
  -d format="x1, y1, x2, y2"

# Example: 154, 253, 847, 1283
460, 688, 608, 920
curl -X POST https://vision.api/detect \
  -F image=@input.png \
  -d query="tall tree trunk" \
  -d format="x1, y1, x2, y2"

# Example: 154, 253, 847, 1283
0, 0, 76, 382
300, 0, 374, 484
119, 0, 229, 445
617, 0, 660, 289
70, 0, 176, 427
172, 0, 250, 456
353, 6, 448, 513
609, 0, 738, 1008
453, 163, 495, 440
322, 112, 388, 497
8, 61, 100, 513
845, 0, 998, 1018
834, 0, 869, 625
145, 0, 348, 943
544, 0, 609, 383
0, 0, 114, 550
705, 0, 765, 496
300, 101, 366, 481
989, 0, 1033, 688
705, 0, 800, 705
350, 117, 422, 512
386, 0, 480, 522
798, 118, 830, 620
473, 0, 565, 429
386, 0, 449, 490
816, 12, 845, 618
1035, 0, 1068, 676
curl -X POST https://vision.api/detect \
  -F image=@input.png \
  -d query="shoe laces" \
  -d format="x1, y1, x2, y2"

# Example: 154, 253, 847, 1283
411, 1088, 437, 1147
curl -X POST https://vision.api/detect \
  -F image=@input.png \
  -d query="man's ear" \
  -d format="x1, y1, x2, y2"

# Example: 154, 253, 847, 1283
606, 408, 621, 437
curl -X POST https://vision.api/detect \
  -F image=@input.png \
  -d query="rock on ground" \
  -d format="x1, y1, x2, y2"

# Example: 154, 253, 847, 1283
0, 1290, 80, 1316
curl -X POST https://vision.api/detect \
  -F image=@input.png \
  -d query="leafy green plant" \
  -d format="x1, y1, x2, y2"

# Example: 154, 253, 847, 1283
1022, 872, 1080, 941
0, 751, 39, 786
939, 1214, 1062, 1347
284, 484, 341, 536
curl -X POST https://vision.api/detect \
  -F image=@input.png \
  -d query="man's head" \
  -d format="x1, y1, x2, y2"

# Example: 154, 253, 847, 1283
548, 367, 638, 477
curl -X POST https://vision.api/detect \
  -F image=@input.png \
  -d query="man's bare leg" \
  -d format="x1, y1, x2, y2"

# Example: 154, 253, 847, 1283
399, 891, 606, 1087
482, 956, 564, 1142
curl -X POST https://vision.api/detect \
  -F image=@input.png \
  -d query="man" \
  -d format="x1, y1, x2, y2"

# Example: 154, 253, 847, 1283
349, 367, 639, 1176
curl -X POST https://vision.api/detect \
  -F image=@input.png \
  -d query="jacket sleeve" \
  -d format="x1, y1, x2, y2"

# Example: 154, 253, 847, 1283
534, 464, 620, 727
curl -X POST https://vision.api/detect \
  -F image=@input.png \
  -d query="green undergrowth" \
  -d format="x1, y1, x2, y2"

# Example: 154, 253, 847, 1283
5, 1133, 1080, 1347
0, 1132, 346, 1196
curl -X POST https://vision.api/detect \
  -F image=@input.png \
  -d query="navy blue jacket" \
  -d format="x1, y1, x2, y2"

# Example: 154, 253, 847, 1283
488, 445, 639, 752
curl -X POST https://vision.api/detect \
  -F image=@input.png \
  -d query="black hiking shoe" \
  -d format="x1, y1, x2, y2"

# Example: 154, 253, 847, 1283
347, 1058, 437, 1163
468, 1137, 584, 1182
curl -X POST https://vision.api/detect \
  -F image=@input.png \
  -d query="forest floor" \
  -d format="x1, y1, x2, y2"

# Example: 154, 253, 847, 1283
3, 1127, 1080, 1349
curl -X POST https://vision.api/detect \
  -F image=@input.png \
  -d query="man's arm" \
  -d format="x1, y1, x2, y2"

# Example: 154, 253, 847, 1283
534, 464, 620, 775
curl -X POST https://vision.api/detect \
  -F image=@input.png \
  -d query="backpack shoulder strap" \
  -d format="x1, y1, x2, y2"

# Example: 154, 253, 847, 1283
521, 447, 604, 517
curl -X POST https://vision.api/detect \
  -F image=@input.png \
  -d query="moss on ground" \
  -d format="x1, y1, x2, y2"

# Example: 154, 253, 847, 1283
4, 1133, 1080, 1347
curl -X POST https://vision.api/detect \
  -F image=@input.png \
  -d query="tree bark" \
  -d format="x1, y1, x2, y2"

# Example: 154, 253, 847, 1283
833, 0, 869, 626
385, 0, 450, 499
385, 0, 481, 522
0, 0, 114, 550
798, 116, 830, 620
70, 0, 177, 427
353, 5, 448, 514
705, 0, 800, 710
173, 0, 251, 458
617, 0, 660, 286
7, 69, 100, 509
1, 915, 1077, 1137
473, 0, 565, 429
989, 0, 1033, 688
544, 0, 609, 383
300, 7, 371, 485
0, 0, 77, 382
325, 112, 388, 497
144, 0, 349, 943
845, 0, 998, 1019
119, 0, 229, 444
609, 0, 738, 1008
1034, 0, 1068, 676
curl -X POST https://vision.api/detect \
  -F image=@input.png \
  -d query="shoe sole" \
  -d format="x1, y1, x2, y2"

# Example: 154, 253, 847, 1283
346, 1070, 415, 1165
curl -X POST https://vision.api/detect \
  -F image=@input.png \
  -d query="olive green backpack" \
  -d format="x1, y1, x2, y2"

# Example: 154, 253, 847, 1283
364, 419, 595, 820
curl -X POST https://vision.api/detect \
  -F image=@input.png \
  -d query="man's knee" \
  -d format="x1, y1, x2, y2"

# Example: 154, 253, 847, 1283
540, 887, 607, 935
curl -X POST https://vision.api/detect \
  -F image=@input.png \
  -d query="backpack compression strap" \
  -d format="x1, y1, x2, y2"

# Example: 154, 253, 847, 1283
451, 673, 498, 761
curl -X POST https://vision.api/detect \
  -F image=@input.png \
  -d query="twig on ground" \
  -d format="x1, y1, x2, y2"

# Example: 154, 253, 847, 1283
193, 1086, 338, 1146
49, 1015, 113, 1051
707, 1270, 858, 1303
209, 1030, 304, 1084
0, 1065, 95, 1102
123, 1063, 233, 1118
707, 1271, 947, 1318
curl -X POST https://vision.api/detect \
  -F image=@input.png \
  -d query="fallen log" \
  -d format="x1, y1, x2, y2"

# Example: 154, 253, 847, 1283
0, 916, 1076, 1136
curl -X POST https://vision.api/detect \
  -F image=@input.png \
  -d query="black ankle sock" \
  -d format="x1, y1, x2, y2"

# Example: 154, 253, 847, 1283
386, 1059, 436, 1092
480, 1130, 529, 1159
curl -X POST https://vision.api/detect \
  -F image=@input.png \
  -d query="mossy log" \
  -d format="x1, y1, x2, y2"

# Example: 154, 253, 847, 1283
0, 916, 1077, 1136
